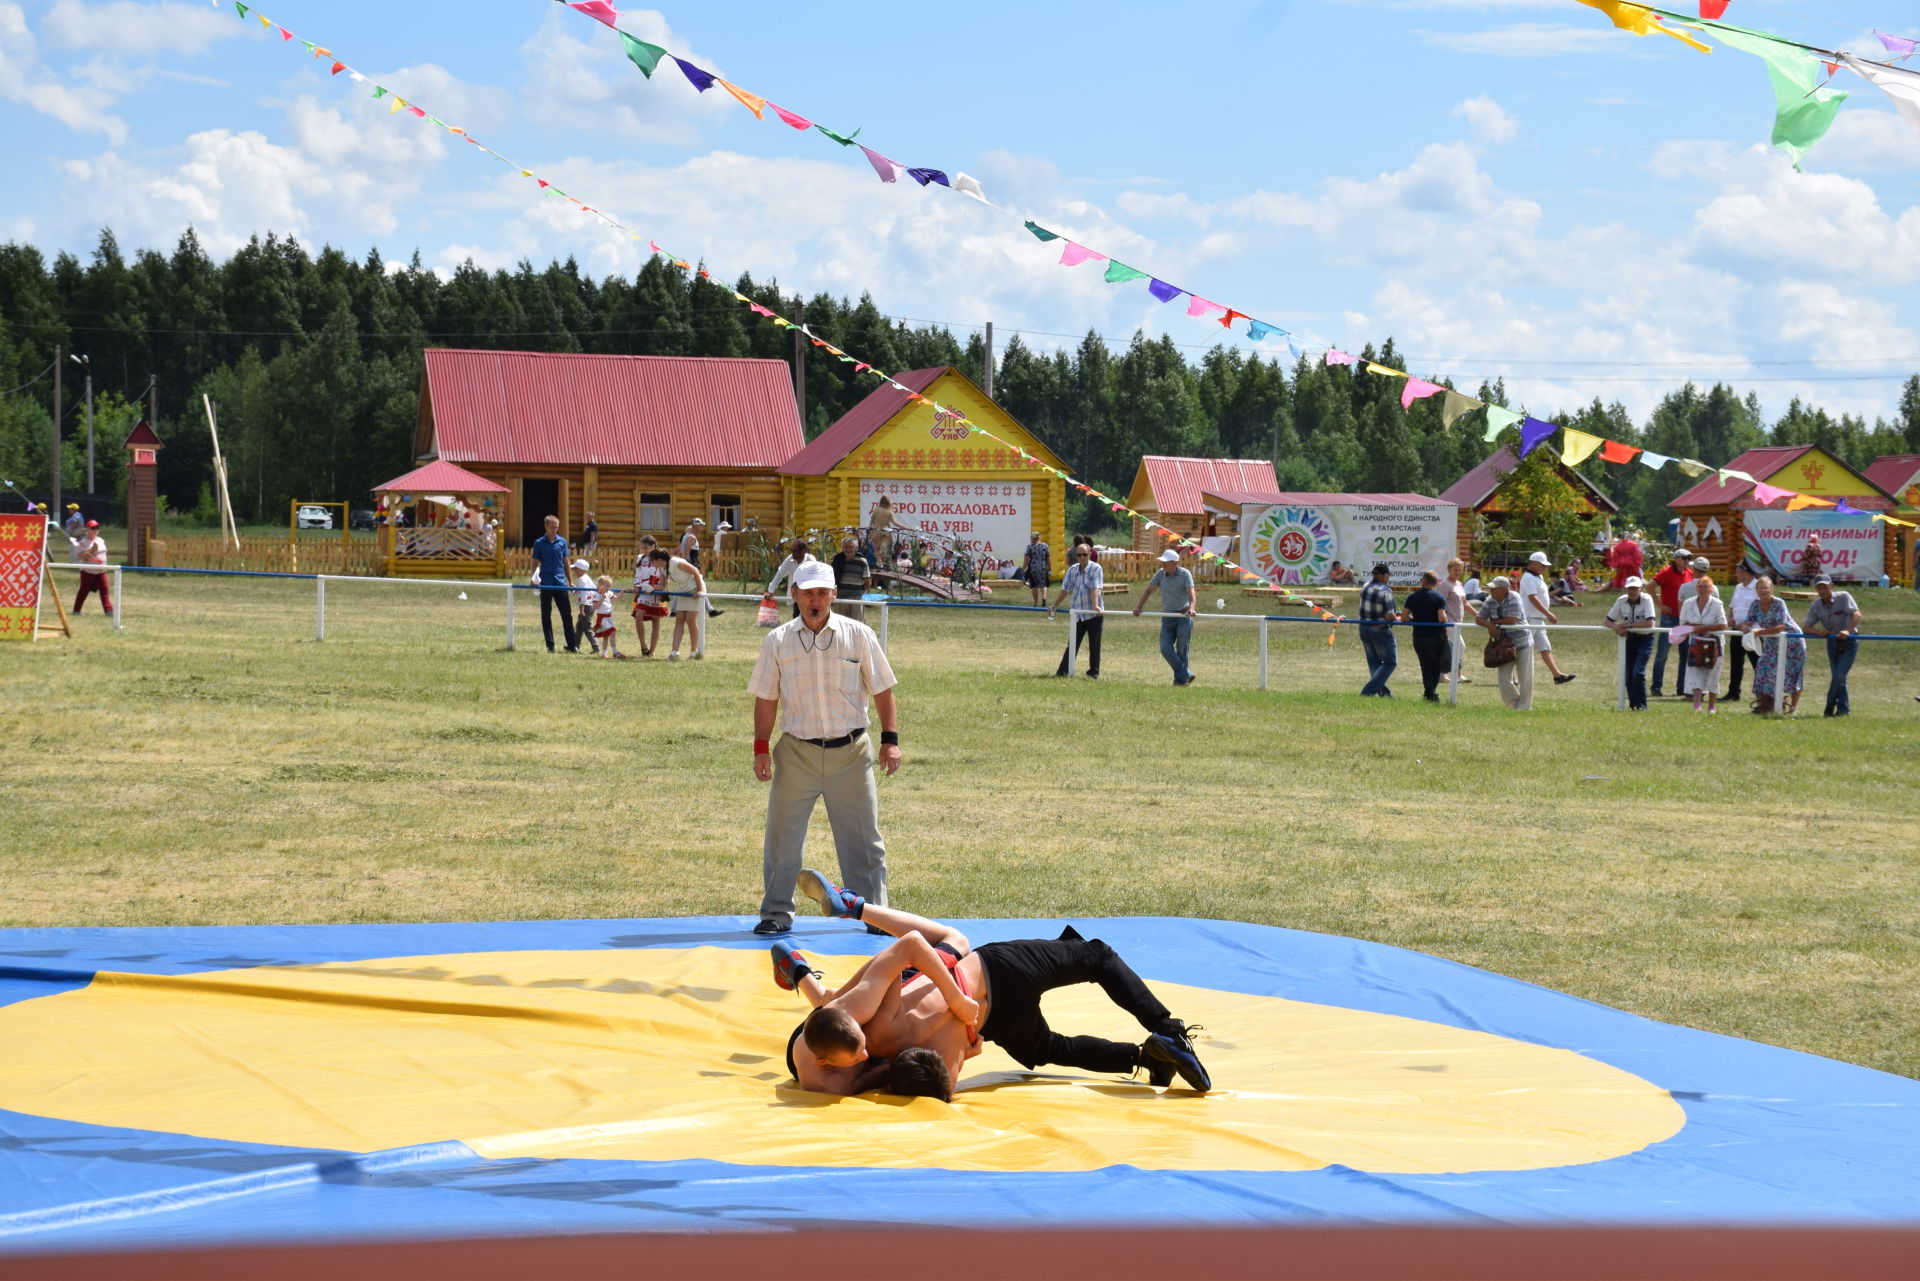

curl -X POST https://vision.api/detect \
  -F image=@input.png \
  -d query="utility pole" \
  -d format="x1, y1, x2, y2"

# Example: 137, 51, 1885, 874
148, 374, 158, 447
71, 354, 93, 494
51, 344, 62, 519
983, 321, 995, 399
791, 301, 806, 431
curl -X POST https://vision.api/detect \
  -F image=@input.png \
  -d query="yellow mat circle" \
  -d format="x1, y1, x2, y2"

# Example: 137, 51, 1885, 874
0, 947, 1683, 1174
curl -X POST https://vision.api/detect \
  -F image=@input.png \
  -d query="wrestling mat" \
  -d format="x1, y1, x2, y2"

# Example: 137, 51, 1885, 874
1, 916, 1916, 1249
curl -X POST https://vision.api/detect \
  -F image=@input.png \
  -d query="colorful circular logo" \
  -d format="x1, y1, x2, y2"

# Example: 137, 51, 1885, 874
1250, 507, 1334, 585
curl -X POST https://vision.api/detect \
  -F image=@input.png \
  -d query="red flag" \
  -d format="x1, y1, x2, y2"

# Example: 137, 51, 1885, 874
1219, 308, 1247, 330
1824, 61, 1839, 77
329, 61, 345, 75
1599, 439, 1642, 464
1699, 0, 1729, 16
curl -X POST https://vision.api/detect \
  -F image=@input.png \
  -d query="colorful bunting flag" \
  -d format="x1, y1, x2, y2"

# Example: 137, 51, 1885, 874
1751, 481, 1790, 504
1325, 349, 1356, 367
1703, 25, 1849, 167
715, 77, 766, 118
1401, 377, 1444, 411
770, 103, 810, 129
1440, 390, 1480, 428
1675, 460, 1709, 477
1147, 279, 1182, 304
620, 33, 665, 77
1219, 309, 1247, 330
1483, 405, 1522, 442
1786, 493, 1833, 510
859, 146, 904, 183
1023, 221, 1059, 242
1059, 243, 1106, 268
1573, 0, 1711, 53
672, 57, 716, 92
1560, 427, 1603, 466
1104, 261, 1150, 284
1518, 416, 1557, 458
1834, 499, 1866, 515
569, 1, 620, 28
1186, 297, 1225, 320
1840, 56, 1920, 141
906, 168, 949, 187
1877, 32, 1919, 57
1699, 0, 1730, 16
1246, 320, 1281, 342
952, 173, 987, 201
1365, 362, 1404, 378
1599, 439, 1641, 464
1640, 450, 1672, 469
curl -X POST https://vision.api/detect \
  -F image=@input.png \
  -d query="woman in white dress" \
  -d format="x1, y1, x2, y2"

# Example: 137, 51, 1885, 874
1678, 574, 1729, 713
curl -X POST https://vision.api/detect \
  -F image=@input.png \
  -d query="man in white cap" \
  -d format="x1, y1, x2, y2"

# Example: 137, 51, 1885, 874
1604, 574, 1658, 710
1132, 548, 1198, 686
748, 559, 901, 936
1519, 551, 1576, 686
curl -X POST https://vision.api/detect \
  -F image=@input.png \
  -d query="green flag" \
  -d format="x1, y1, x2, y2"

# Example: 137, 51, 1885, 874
1483, 405, 1522, 443
1024, 221, 1059, 242
1103, 261, 1150, 284
1703, 23, 1847, 167
815, 123, 862, 147
620, 33, 666, 78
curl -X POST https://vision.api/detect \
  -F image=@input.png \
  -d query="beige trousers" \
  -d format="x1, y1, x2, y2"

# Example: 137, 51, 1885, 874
759, 732, 889, 927
1496, 648, 1535, 710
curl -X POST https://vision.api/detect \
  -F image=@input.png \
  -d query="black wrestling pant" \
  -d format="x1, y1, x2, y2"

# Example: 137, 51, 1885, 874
975, 926, 1176, 1075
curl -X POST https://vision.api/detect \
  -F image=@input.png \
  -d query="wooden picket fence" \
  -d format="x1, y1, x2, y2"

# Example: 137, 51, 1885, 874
150, 533, 384, 576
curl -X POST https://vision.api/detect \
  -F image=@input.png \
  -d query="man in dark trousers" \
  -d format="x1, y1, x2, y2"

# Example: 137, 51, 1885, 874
1403, 570, 1451, 701
531, 514, 577, 653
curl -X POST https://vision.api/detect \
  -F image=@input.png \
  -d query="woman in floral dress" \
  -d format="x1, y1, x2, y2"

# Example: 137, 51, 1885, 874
1745, 574, 1806, 714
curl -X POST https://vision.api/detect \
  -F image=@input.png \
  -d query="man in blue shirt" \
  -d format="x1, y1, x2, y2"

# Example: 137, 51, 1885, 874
531, 514, 578, 653
1049, 543, 1105, 678
1357, 562, 1402, 697
1131, 549, 1197, 686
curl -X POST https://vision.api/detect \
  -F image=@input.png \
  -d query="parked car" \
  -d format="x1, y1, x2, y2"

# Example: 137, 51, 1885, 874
295, 504, 334, 530
348, 509, 378, 531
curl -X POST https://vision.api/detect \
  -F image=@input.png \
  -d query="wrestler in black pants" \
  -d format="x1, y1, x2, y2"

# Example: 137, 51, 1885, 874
975, 926, 1179, 1075
1055, 614, 1103, 677
540, 585, 579, 652
1412, 633, 1449, 701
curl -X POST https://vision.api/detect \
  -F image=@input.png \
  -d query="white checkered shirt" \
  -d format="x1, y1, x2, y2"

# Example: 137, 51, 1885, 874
746, 612, 897, 741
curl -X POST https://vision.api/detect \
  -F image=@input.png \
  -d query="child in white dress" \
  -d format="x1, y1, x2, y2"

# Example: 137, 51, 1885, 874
593, 574, 625, 659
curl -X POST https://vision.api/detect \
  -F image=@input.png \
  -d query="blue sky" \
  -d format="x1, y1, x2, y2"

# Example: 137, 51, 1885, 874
3, 0, 1919, 423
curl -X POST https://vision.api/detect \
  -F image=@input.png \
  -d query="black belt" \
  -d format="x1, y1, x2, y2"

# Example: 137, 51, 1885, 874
796, 727, 865, 749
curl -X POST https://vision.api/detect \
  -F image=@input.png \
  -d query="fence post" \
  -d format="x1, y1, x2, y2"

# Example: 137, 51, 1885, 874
315, 576, 326, 642
1616, 630, 1627, 711
506, 583, 516, 651
1772, 630, 1787, 716
111, 566, 123, 631
1257, 618, 1269, 691
1448, 624, 1460, 706
878, 599, 889, 651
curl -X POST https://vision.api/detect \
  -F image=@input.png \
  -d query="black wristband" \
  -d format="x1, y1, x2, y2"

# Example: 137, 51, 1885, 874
880, 730, 899, 747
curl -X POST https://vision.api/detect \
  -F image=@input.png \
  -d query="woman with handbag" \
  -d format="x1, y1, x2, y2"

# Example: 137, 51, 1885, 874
1746, 574, 1807, 715
1677, 574, 1729, 713
1477, 576, 1534, 710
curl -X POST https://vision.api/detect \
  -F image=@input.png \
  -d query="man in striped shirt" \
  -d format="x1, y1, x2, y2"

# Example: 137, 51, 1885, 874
1049, 543, 1104, 678
748, 561, 901, 937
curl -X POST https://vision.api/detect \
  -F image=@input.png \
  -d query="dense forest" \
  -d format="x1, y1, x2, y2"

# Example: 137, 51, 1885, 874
3, 228, 1918, 536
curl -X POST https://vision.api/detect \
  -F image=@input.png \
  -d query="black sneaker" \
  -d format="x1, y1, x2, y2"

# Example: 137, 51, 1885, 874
1553, 673, 1576, 684
751, 918, 789, 937
708, 607, 725, 617
1141, 1021, 1209, 1090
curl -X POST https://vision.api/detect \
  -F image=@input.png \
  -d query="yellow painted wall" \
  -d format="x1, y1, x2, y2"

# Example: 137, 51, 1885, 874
1764, 448, 1882, 498
782, 370, 1068, 574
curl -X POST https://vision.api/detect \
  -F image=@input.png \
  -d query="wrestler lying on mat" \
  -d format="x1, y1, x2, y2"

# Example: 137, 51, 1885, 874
773, 869, 1209, 1101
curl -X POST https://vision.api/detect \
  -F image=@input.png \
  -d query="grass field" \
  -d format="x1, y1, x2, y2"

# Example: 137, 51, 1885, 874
5, 570, 1919, 1078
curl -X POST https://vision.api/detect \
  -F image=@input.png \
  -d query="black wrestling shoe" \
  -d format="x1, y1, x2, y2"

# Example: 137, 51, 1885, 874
752, 918, 790, 936
1142, 1021, 1209, 1091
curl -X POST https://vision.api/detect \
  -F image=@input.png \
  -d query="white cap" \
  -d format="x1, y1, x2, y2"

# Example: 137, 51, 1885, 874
718, 521, 733, 531
1625, 575, 1645, 589
1159, 549, 1180, 563
690, 517, 706, 526
1528, 551, 1550, 565
1674, 547, 1692, 559
571, 558, 589, 571
792, 561, 836, 592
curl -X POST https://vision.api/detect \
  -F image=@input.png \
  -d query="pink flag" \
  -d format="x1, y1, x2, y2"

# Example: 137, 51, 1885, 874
1400, 377, 1444, 411
859, 145, 903, 183
770, 104, 811, 130
1752, 481, 1792, 505
1185, 296, 1225, 320
1878, 32, 1919, 56
1059, 243, 1107, 268
1699, 0, 1729, 16
569, 1, 620, 27
278, 26, 292, 40
1325, 349, 1356, 367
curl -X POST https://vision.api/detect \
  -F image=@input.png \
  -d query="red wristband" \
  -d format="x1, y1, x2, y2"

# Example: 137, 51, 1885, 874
754, 739, 770, 755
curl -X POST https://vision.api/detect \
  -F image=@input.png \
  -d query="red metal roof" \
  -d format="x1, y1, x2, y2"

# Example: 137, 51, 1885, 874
780, 367, 946, 476
1137, 457, 1281, 516
1865, 454, 1920, 499
123, 420, 163, 448
372, 459, 508, 495
1438, 445, 1618, 513
422, 349, 804, 469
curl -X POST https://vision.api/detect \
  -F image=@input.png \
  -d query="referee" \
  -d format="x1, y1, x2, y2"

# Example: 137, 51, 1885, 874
748, 561, 900, 936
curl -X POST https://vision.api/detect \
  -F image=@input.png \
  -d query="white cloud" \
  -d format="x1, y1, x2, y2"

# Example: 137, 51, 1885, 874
41, 0, 236, 56
0, 1, 125, 141
1453, 94, 1518, 145
1808, 108, 1920, 176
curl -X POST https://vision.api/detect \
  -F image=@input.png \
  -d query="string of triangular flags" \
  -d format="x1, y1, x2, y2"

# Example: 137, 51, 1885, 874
553, 0, 1318, 359
216, 0, 1356, 630
1574, 2, 1920, 169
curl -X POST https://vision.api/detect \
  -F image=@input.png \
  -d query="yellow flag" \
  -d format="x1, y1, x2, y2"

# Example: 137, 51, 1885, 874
1365, 362, 1406, 378
389, 97, 405, 114
1786, 494, 1834, 511
1560, 428, 1603, 466
1572, 0, 1712, 53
